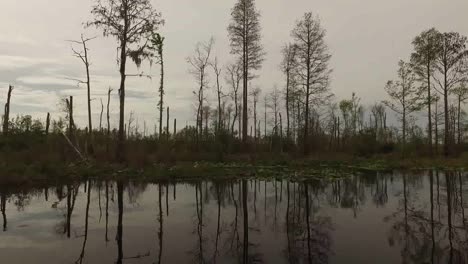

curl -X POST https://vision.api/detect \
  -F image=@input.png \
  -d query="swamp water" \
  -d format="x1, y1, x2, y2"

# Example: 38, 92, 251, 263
1, 171, 468, 263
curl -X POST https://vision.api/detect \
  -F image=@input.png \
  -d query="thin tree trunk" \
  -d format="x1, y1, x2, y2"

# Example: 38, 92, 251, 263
3, 85, 13, 136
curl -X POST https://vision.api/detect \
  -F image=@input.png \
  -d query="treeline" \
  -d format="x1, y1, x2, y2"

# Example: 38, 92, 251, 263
1, 0, 468, 166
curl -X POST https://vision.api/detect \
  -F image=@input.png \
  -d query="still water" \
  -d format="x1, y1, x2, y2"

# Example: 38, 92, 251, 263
0, 171, 467, 263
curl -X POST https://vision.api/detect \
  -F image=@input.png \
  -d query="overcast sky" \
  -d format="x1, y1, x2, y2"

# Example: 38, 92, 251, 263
1, 0, 468, 131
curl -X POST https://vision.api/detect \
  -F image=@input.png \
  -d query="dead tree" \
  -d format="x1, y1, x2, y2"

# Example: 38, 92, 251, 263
106, 88, 113, 154
187, 38, 214, 139
226, 61, 242, 136
100, 98, 104, 132
211, 56, 223, 134
166, 106, 170, 140
45, 112, 51, 136
68, 35, 96, 153
3, 85, 13, 136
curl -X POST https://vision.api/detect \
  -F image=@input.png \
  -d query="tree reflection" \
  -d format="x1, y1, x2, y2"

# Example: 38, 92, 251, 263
76, 180, 91, 264
1, 190, 7, 231
116, 180, 124, 264
156, 182, 163, 264
385, 171, 468, 263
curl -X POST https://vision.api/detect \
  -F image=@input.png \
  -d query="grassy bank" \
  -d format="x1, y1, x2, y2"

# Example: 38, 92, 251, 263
1, 153, 468, 188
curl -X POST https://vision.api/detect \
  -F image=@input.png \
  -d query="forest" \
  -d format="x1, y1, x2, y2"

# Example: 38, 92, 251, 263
1, 0, 468, 176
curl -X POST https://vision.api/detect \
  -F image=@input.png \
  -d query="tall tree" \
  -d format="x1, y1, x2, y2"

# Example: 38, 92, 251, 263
281, 44, 297, 139
291, 12, 332, 155
87, 0, 164, 161
228, 0, 265, 143
432, 32, 468, 156
226, 61, 242, 136
149, 33, 165, 140
69, 35, 95, 143
453, 81, 468, 145
187, 38, 214, 139
411, 28, 440, 156
211, 56, 223, 133
383, 60, 423, 152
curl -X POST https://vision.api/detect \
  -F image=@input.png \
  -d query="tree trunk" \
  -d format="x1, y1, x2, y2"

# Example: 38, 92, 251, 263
427, 61, 433, 156
159, 48, 164, 140
117, 37, 127, 162
3, 85, 13, 136
166, 106, 170, 140
45, 112, 50, 136
443, 57, 449, 157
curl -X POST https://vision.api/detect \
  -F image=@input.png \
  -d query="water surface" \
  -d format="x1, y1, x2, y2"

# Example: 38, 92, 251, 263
0, 171, 467, 263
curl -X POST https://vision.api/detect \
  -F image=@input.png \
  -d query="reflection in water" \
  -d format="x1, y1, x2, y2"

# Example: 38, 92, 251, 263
2, 171, 468, 263
1, 190, 6, 231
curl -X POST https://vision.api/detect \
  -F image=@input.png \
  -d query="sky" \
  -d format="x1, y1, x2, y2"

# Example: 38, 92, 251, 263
1, 0, 468, 132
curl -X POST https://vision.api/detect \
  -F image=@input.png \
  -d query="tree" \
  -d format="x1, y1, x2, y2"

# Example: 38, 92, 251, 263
68, 35, 95, 146
281, 44, 297, 139
211, 56, 223, 133
432, 31, 468, 156
383, 60, 423, 151
228, 0, 265, 143
251, 86, 261, 141
452, 81, 468, 145
268, 85, 281, 137
87, 0, 164, 161
226, 61, 242, 136
187, 38, 214, 139
291, 12, 332, 155
3, 85, 13, 136
411, 28, 441, 155
149, 33, 165, 140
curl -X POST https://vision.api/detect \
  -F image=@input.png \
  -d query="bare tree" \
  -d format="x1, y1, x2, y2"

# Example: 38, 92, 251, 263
99, 98, 104, 132
228, 0, 265, 143
187, 38, 214, 138
411, 28, 440, 155
268, 85, 281, 137
383, 60, 423, 151
251, 87, 261, 141
226, 61, 242, 136
211, 56, 223, 133
291, 12, 332, 155
432, 31, 468, 156
3, 85, 13, 136
68, 35, 95, 140
281, 44, 297, 139
87, 0, 164, 161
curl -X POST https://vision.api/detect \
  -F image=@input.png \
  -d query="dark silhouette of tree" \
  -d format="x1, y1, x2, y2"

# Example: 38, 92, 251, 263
68, 35, 96, 154
3, 85, 13, 136
432, 31, 468, 157
87, 0, 164, 162
383, 60, 424, 152
281, 44, 297, 139
411, 28, 441, 155
148, 32, 165, 140
291, 12, 332, 155
187, 38, 214, 140
226, 61, 242, 136
228, 0, 265, 144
